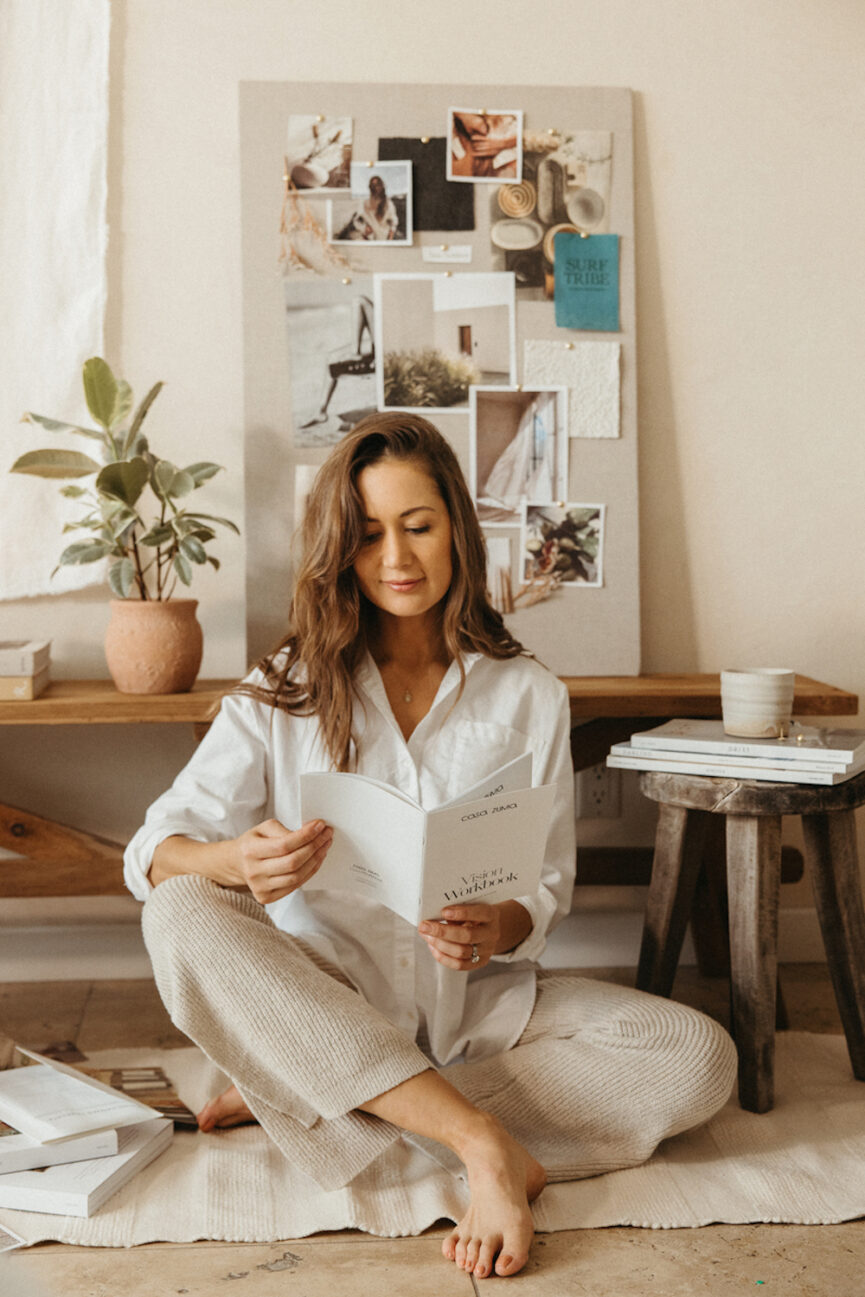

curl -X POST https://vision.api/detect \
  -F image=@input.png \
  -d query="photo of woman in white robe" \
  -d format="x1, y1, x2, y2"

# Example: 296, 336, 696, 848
472, 388, 567, 526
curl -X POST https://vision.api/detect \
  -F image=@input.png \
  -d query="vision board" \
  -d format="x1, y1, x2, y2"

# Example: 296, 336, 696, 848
239, 83, 639, 675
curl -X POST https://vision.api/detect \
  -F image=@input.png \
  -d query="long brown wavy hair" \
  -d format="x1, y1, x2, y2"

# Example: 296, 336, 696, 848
242, 411, 525, 769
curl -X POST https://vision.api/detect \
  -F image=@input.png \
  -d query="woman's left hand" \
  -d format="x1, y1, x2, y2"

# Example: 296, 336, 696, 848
418, 900, 531, 972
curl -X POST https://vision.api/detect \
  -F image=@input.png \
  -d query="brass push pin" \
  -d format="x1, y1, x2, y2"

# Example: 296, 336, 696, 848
341, 277, 351, 285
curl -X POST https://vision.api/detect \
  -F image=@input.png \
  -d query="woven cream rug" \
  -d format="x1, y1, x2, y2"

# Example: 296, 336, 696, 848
1, 1032, 864, 1246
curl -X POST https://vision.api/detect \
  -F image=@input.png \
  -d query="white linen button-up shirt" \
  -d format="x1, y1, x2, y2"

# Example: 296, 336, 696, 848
124, 652, 576, 1067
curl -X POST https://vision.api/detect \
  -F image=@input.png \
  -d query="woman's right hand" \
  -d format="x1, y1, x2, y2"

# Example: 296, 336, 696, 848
232, 818, 333, 905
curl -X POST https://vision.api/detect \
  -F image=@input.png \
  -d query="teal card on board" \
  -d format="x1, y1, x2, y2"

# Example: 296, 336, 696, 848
554, 233, 620, 331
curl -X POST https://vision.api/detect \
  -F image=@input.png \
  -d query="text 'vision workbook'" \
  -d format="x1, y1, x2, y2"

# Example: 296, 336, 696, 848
301, 753, 555, 924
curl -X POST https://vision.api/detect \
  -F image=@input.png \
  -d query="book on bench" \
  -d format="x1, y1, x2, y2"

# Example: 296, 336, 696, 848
301, 753, 555, 924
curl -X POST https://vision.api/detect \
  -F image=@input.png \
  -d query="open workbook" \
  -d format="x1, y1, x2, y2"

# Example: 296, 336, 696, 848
301, 753, 555, 925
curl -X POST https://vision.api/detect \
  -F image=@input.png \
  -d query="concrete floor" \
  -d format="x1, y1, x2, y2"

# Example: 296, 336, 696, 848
2, 965, 863, 1297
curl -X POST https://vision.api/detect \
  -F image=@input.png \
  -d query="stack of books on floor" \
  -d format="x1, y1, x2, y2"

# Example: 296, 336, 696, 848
0, 1045, 190, 1217
607, 720, 865, 786
0, 640, 51, 701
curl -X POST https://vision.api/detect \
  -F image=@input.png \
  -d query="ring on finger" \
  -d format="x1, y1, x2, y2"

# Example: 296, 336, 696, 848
471, 943, 480, 964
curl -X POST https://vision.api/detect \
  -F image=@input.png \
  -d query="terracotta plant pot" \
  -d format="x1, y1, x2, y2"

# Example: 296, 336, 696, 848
104, 599, 204, 694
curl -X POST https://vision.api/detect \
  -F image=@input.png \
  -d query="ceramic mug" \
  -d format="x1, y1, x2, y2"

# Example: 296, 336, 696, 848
720, 668, 795, 738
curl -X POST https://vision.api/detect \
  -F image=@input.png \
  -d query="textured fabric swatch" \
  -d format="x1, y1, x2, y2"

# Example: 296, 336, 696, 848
523, 339, 621, 438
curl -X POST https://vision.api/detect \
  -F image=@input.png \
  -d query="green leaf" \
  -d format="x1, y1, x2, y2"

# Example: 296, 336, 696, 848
184, 461, 223, 486
58, 539, 114, 565
82, 357, 119, 430
206, 556, 221, 571
173, 552, 193, 585
138, 524, 174, 547
108, 557, 136, 598
125, 382, 163, 451
11, 449, 101, 479
111, 380, 134, 430
179, 535, 207, 564
153, 461, 194, 500
96, 457, 150, 507
183, 511, 240, 534
59, 484, 88, 498
20, 412, 106, 442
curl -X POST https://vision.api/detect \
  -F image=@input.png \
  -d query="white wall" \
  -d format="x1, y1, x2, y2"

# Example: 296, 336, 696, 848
2, 0, 863, 962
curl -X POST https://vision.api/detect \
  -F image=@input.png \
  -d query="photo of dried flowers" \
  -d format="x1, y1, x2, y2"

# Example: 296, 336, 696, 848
285, 115, 353, 192
523, 503, 604, 588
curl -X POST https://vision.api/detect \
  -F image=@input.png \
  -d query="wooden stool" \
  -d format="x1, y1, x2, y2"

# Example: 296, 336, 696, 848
635, 768, 865, 1113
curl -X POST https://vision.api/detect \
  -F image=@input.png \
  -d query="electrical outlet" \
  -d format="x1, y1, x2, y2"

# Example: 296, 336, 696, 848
575, 763, 622, 819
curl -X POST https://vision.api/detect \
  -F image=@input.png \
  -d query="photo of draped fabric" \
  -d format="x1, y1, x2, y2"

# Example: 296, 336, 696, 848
471, 387, 567, 526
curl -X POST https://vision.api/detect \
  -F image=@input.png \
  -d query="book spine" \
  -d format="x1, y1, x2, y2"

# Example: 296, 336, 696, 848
612, 745, 851, 774
630, 735, 858, 763
607, 754, 839, 785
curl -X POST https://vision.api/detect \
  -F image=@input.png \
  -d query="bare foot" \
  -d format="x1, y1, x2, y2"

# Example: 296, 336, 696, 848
197, 1083, 257, 1133
442, 1113, 546, 1279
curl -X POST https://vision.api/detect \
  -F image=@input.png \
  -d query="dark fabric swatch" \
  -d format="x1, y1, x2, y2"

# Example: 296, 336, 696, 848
378, 136, 475, 232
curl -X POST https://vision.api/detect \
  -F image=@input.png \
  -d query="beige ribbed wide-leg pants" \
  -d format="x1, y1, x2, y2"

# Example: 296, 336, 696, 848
142, 874, 737, 1192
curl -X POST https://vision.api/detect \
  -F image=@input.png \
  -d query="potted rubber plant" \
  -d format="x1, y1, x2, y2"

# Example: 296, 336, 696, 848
13, 357, 239, 694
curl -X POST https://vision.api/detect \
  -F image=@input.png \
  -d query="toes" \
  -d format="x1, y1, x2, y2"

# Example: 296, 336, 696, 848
475, 1240, 497, 1280
495, 1248, 528, 1277
441, 1231, 458, 1262
463, 1237, 480, 1273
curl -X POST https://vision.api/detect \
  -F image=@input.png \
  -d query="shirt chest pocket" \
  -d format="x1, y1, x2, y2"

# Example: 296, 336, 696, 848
421, 719, 550, 806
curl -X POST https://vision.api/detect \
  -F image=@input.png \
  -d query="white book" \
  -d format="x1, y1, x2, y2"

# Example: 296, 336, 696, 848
0, 1048, 160, 1144
0, 1118, 172, 1218
0, 640, 50, 676
0, 1121, 119, 1175
610, 741, 865, 780
629, 719, 865, 766
301, 753, 555, 925
607, 745, 864, 786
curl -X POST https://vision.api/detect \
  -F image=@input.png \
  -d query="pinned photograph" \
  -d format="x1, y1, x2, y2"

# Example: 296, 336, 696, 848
328, 161, 412, 245
285, 115, 353, 193
375, 272, 516, 412
447, 109, 523, 183
482, 525, 520, 614
285, 277, 377, 446
470, 387, 568, 527
523, 504, 605, 588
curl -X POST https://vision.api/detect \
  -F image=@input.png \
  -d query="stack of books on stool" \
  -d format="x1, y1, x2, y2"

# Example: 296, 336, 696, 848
607, 720, 865, 787
0, 641, 51, 701
0, 1044, 187, 1218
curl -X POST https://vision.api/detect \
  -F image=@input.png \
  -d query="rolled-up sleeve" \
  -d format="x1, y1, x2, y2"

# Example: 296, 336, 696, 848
123, 690, 271, 901
491, 677, 576, 964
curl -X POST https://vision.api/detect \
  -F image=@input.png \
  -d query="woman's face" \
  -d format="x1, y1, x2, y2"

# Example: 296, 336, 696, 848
352, 458, 453, 623
369, 175, 385, 198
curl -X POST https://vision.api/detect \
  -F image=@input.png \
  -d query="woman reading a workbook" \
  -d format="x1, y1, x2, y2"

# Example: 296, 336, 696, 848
124, 413, 736, 1281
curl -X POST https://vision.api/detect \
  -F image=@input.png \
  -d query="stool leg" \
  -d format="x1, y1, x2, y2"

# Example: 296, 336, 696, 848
636, 804, 708, 997
801, 810, 865, 1079
726, 814, 782, 1113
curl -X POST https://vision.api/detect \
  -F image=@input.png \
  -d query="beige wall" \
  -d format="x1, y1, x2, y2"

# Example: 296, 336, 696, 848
2, 0, 863, 944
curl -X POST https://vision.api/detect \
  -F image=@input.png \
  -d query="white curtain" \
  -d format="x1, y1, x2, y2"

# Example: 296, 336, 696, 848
0, 0, 110, 599
482, 390, 558, 504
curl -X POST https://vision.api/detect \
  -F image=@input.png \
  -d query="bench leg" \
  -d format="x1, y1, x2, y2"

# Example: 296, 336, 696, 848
636, 804, 709, 997
801, 810, 865, 1080
726, 814, 782, 1113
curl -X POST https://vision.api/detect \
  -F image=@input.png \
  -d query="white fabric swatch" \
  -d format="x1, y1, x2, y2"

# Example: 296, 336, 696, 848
524, 339, 621, 439
0, 0, 110, 599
